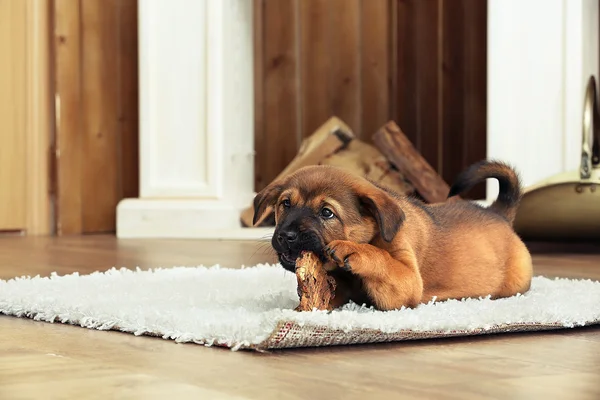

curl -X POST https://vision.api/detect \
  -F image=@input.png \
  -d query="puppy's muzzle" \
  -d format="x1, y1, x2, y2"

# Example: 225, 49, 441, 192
276, 229, 298, 246
272, 225, 326, 272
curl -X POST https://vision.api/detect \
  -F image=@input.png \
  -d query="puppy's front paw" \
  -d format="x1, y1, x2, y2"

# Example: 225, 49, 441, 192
324, 240, 361, 272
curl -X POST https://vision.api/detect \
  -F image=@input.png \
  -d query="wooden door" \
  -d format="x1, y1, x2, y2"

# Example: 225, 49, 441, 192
0, 0, 27, 232
0, 0, 138, 236
0, 0, 51, 234
53, 0, 139, 235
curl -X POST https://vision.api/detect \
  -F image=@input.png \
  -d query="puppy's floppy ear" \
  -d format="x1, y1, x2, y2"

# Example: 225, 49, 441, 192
358, 186, 405, 242
252, 182, 283, 226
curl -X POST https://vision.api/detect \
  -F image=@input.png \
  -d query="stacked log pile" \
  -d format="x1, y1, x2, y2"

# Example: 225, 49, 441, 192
241, 117, 451, 228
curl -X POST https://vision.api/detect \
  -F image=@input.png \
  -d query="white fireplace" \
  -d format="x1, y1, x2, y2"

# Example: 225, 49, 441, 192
117, 0, 272, 239
116, 0, 599, 240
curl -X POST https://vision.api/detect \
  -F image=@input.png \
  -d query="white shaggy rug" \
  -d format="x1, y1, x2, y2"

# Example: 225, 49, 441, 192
1, 264, 599, 351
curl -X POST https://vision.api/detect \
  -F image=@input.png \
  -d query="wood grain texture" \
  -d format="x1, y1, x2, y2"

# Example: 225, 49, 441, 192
0, 235, 600, 399
254, 0, 487, 194
373, 121, 450, 203
0, 0, 28, 232
299, 0, 331, 139
53, 0, 139, 234
394, 0, 418, 146
255, 0, 396, 191
54, 0, 83, 235
461, 0, 487, 199
81, 0, 120, 232
255, 0, 300, 191
25, 0, 53, 235
394, 0, 487, 198
413, 0, 443, 173
360, 0, 391, 142
442, 0, 487, 198
295, 251, 337, 311
118, 0, 140, 200
442, 1, 467, 185
329, 0, 361, 136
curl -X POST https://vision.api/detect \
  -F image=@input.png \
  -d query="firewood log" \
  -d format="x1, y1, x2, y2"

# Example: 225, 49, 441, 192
324, 139, 415, 195
295, 251, 337, 312
241, 118, 417, 227
373, 121, 450, 203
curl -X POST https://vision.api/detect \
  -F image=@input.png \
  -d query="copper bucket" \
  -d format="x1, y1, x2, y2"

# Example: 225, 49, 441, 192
513, 76, 600, 240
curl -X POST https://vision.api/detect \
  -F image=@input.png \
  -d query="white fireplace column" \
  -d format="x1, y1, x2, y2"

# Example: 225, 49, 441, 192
486, 0, 599, 201
117, 0, 272, 239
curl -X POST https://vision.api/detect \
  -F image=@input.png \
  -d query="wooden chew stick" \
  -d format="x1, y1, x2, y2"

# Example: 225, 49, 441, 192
295, 251, 337, 312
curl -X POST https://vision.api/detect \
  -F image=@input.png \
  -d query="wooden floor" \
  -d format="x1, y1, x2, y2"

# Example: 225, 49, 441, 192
1, 235, 599, 400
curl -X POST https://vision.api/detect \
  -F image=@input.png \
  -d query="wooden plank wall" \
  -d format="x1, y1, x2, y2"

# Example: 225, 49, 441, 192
397, 0, 487, 198
254, 0, 487, 198
253, 0, 393, 192
53, 0, 139, 235
0, 0, 53, 235
0, 0, 27, 231
49, 0, 485, 235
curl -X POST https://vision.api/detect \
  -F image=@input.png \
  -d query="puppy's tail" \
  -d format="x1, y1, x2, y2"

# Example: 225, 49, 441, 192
447, 160, 522, 224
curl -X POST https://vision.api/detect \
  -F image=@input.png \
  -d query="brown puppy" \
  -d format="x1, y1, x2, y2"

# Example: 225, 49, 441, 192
253, 160, 533, 311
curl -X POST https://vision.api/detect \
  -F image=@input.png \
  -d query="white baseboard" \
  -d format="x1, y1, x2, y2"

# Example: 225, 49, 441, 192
116, 198, 273, 240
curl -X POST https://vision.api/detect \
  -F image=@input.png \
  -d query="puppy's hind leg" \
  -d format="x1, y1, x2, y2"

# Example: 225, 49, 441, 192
496, 240, 533, 299
325, 240, 423, 311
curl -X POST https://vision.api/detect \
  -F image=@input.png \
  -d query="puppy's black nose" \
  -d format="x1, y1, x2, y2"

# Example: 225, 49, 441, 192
277, 230, 298, 244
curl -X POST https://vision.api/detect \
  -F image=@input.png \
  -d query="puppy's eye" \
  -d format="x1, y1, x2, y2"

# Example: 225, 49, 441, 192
281, 199, 291, 208
320, 207, 334, 219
